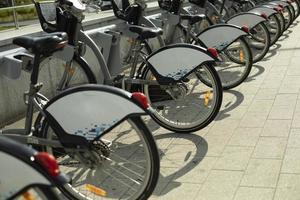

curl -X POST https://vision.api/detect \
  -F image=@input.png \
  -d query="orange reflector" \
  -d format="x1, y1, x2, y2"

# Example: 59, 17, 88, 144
239, 50, 244, 62
22, 191, 35, 200
64, 64, 75, 75
204, 91, 212, 106
86, 184, 107, 197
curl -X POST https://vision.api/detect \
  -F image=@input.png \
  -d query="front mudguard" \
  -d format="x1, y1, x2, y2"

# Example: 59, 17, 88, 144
195, 24, 248, 51
146, 44, 217, 84
226, 12, 267, 29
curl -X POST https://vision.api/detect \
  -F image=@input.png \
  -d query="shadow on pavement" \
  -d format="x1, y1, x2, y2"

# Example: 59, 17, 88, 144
152, 132, 208, 196
215, 90, 244, 121
245, 64, 265, 82
261, 43, 281, 61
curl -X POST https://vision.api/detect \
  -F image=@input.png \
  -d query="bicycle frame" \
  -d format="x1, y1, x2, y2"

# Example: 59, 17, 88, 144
147, 7, 250, 51
0, 53, 64, 148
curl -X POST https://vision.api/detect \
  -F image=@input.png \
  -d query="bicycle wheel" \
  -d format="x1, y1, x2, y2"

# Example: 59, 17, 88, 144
282, 5, 293, 29
275, 11, 286, 34
38, 56, 96, 97
142, 63, 223, 133
247, 22, 270, 63
195, 37, 253, 89
38, 117, 159, 200
265, 14, 281, 45
287, 3, 296, 21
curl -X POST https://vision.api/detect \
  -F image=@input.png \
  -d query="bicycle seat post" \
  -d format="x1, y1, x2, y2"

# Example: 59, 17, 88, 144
24, 53, 42, 135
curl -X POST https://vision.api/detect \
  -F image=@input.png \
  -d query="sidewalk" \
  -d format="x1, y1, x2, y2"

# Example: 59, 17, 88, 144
149, 20, 300, 199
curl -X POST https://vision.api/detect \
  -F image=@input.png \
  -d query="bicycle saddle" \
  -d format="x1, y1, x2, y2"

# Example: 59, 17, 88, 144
13, 32, 68, 55
129, 25, 163, 40
180, 14, 206, 25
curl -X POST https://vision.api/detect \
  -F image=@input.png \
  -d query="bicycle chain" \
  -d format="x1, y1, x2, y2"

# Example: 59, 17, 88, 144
58, 140, 110, 166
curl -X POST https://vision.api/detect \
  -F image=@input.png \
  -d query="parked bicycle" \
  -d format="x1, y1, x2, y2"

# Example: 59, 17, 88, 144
33, 0, 223, 133
1, 32, 160, 200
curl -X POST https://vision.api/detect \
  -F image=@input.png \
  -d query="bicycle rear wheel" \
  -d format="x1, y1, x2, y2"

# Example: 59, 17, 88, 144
265, 14, 281, 45
38, 56, 96, 97
142, 63, 223, 133
247, 22, 270, 63
39, 117, 159, 200
195, 37, 253, 89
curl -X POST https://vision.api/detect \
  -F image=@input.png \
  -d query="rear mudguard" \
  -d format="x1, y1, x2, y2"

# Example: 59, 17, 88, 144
226, 13, 267, 29
0, 151, 51, 199
249, 6, 278, 17
44, 85, 146, 143
266, 1, 290, 7
0, 137, 68, 199
196, 24, 248, 51
146, 44, 216, 84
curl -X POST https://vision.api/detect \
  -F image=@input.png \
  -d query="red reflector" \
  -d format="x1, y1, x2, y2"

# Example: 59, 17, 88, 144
261, 12, 268, 19
35, 152, 60, 177
274, 7, 282, 12
208, 48, 219, 59
132, 92, 149, 109
56, 41, 68, 49
241, 25, 250, 33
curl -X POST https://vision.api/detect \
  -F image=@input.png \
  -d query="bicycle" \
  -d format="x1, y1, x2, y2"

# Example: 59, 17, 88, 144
142, 0, 253, 89
0, 136, 68, 200
1, 32, 160, 200
184, 0, 272, 63
33, 0, 223, 133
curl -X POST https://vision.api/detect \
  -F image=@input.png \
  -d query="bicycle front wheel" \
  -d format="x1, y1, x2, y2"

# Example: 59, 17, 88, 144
39, 117, 159, 200
142, 63, 223, 133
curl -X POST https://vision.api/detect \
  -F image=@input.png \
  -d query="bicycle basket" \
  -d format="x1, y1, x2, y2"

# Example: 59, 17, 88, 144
188, 0, 207, 7
33, 1, 58, 32
158, 0, 182, 13
111, 0, 142, 24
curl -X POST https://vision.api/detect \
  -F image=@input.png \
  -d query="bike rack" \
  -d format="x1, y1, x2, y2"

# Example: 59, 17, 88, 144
0, 48, 31, 80
0, 45, 75, 80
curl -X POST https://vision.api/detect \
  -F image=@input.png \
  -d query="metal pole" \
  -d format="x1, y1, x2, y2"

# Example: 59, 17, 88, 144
11, 0, 19, 29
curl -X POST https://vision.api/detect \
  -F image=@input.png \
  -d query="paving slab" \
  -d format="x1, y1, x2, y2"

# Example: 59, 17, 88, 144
3, 11, 300, 200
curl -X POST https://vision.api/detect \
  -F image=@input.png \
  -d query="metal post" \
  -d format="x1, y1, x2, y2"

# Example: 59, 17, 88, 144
11, 0, 19, 29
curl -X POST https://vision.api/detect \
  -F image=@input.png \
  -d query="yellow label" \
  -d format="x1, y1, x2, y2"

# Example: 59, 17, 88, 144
128, 38, 136, 44
22, 191, 35, 200
204, 91, 212, 106
64, 64, 75, 75
239, 50, 244, 62
86, 184, 107, 197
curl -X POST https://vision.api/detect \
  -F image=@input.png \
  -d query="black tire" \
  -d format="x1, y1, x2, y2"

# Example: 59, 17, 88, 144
142, 63, 223, 133
38, 55, 96, 97
196, 37, 253, 90
38, 116, 160, 200
282, 5, 293, 29
275, 12, 286, 34
248, 22, 271, 63
290, 3, 296, 20
293, 0, 300, 18
266, 14, 281, 45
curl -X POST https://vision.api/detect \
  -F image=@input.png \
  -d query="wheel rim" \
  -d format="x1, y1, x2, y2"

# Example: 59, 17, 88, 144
45, 119, 153, 200
144, 65, 220, 130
